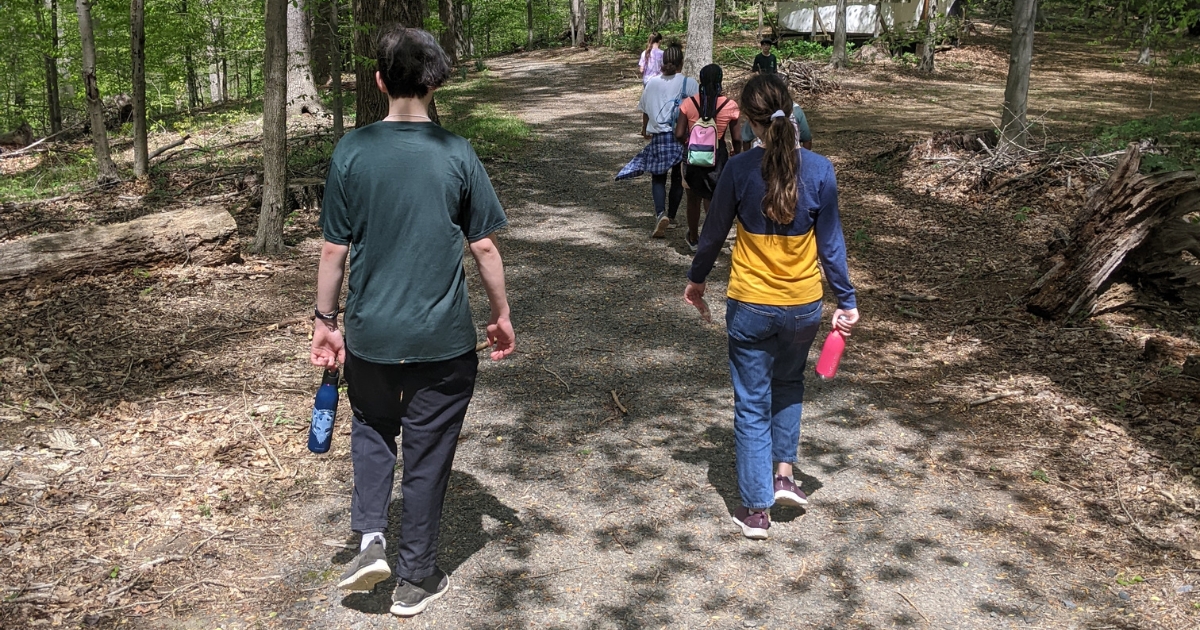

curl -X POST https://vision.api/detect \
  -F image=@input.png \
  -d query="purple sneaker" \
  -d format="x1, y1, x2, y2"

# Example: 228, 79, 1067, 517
732, 506, 770, 540
774, 475, 808, 507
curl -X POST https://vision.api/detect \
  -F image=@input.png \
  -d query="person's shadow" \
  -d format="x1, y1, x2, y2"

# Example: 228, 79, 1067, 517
672, 426, 822, 523
331, 470, 520, 614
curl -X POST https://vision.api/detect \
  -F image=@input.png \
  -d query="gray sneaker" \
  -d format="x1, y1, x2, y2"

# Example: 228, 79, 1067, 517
391, 567, 449, 617
652, 214, 670, 238
336, 538, 391, 592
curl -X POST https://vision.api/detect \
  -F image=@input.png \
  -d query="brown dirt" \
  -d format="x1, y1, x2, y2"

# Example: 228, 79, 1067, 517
1, 33, 1199, 630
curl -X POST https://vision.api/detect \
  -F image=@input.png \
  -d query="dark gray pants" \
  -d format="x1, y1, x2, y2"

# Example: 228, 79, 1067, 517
344, 349, 477, 582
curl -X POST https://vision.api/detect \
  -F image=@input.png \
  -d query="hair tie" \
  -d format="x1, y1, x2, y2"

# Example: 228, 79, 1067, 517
770, 110, 786, 120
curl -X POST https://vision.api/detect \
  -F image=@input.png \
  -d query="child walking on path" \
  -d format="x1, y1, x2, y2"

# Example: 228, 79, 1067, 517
638, 33, 664, 84
310, 26, 515, 616
683, 74, 859, 540
674, 64, 740, 252
617, 43, 698, 238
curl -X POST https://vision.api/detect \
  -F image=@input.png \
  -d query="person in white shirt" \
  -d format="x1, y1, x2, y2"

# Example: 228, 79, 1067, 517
630, 43, 698, 237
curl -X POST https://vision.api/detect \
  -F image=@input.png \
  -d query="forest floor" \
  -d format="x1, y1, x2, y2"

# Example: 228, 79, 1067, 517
2, 27, 1200, 630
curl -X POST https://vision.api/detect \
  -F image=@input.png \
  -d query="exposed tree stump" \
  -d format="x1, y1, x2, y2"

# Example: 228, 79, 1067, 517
1026, 144, 1200, 319
0, 205, 239, 292
1126, 217, 1200, 310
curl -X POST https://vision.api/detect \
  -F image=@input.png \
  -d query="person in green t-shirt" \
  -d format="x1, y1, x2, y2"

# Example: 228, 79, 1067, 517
751, 38, 778, 75
310, 26, 514, 619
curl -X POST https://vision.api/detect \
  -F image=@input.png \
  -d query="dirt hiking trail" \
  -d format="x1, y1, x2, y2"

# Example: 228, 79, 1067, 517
3, 38, 1199, 630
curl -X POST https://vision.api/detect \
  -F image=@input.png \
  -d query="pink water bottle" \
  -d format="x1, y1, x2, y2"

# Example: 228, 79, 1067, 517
815, 327, 846, 380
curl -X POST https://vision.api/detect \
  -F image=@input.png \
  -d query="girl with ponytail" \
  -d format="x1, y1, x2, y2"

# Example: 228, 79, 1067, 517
638, 32, 664, 84
683, 73, 860, 540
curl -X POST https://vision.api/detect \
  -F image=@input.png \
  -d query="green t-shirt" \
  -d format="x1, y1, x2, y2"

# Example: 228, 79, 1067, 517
321, 121, 508, 364
752, 53, 778, 74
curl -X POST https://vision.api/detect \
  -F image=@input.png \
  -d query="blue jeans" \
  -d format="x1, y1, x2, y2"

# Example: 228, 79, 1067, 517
651, 162, 682, 220
726, 298, 823, 509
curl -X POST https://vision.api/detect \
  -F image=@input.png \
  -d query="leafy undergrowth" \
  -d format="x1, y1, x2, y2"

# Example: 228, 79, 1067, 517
438, 73, 531, 160
1094, 114, 1200, 173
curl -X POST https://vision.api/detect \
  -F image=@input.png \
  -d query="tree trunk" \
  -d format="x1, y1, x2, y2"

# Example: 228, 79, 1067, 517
682, 0, 714, 79
598, 0, 605, 42
831, 0, 848, 69
206, 11, 226, 103
74, 0, 119, 184
36, 0, 63, 134
255, 0, 289, 254
440, 0, 464, 63
615, 0, 623, 34
330, 0, 344, 139
1137, 16, 1153, 65
352, 0, 427, 126
570, 0, 586, 46
287, 0, 326, 115
0, 206, 239, 291
1026, 145, 1200, 319
310, 0, 333, 85
130, 0, 149, 178
919, 0, 936, 73
999, 0, 1036, 149
757, 0, 763, 39
526, 0, 534, 48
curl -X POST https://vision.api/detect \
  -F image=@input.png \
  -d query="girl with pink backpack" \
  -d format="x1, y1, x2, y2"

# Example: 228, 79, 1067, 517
674, 64, 740, 252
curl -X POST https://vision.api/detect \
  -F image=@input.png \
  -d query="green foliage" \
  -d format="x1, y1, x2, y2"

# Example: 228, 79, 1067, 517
775, 39, 835, 61
1116, 574, 1146, 586
0, 149, 98, 203
438, 75, 530, 160
0, 0, 267, 135
1030, 469, 1051, 483
1094, 114, 1200, 172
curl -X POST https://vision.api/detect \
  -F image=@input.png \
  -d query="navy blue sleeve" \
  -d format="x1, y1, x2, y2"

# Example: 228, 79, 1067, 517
814, 164, 856, 309
688, 165, 738, 284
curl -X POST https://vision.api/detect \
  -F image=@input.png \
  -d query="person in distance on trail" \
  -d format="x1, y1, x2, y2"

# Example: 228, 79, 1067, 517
674, 63, 740, 253
616, 42, 698, 238
309, 26, 515, 617
752, 37, 778, 75
639, 32, 664, 85
684, 74, 859, 540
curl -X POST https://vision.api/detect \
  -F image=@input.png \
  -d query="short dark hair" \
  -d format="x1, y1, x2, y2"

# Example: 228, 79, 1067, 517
376, 26, 451, 99
760, 38, 774, 46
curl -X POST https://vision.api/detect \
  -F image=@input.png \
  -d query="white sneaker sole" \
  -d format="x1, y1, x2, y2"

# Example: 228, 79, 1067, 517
652, 216, 670, 238
774, 489, 809, 507
390, 577, 450, 617
337, 558, 391, 592
732, 516, 769, 540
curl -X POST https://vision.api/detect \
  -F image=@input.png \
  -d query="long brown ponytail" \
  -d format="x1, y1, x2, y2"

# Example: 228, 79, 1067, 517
740, 74, 799, 225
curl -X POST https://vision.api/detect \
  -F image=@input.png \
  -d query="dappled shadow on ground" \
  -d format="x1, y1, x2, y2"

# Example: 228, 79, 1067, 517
2, 44, 1198, 630
334, 471, 520, 615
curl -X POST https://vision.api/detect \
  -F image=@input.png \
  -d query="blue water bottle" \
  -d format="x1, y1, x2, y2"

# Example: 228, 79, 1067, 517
308, 369, 339, 453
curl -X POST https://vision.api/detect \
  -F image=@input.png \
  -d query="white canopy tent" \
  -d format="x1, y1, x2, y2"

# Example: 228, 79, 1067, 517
777, 1, 961, 39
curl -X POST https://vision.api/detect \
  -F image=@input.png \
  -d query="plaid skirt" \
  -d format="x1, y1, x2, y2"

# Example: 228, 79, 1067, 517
616, 132, 683, 180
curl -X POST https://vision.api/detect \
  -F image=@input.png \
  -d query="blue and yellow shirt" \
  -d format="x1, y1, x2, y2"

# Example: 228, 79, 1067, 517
688, 147, 856, 309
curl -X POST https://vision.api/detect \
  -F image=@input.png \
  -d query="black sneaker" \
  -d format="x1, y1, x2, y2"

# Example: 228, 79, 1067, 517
390, 568, 450, 617
336, 538, 391, 591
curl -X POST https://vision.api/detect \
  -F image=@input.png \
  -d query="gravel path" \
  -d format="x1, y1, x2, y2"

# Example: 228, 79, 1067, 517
282, 50, 1118, 629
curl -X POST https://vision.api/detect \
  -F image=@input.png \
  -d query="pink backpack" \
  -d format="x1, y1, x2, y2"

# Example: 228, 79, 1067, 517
685, 96, 729, 167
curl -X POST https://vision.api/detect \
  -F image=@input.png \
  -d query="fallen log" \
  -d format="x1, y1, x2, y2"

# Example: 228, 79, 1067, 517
1026, 144, 1200, 319
1126, 216, 1200, 310
0, 205, 239, 292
